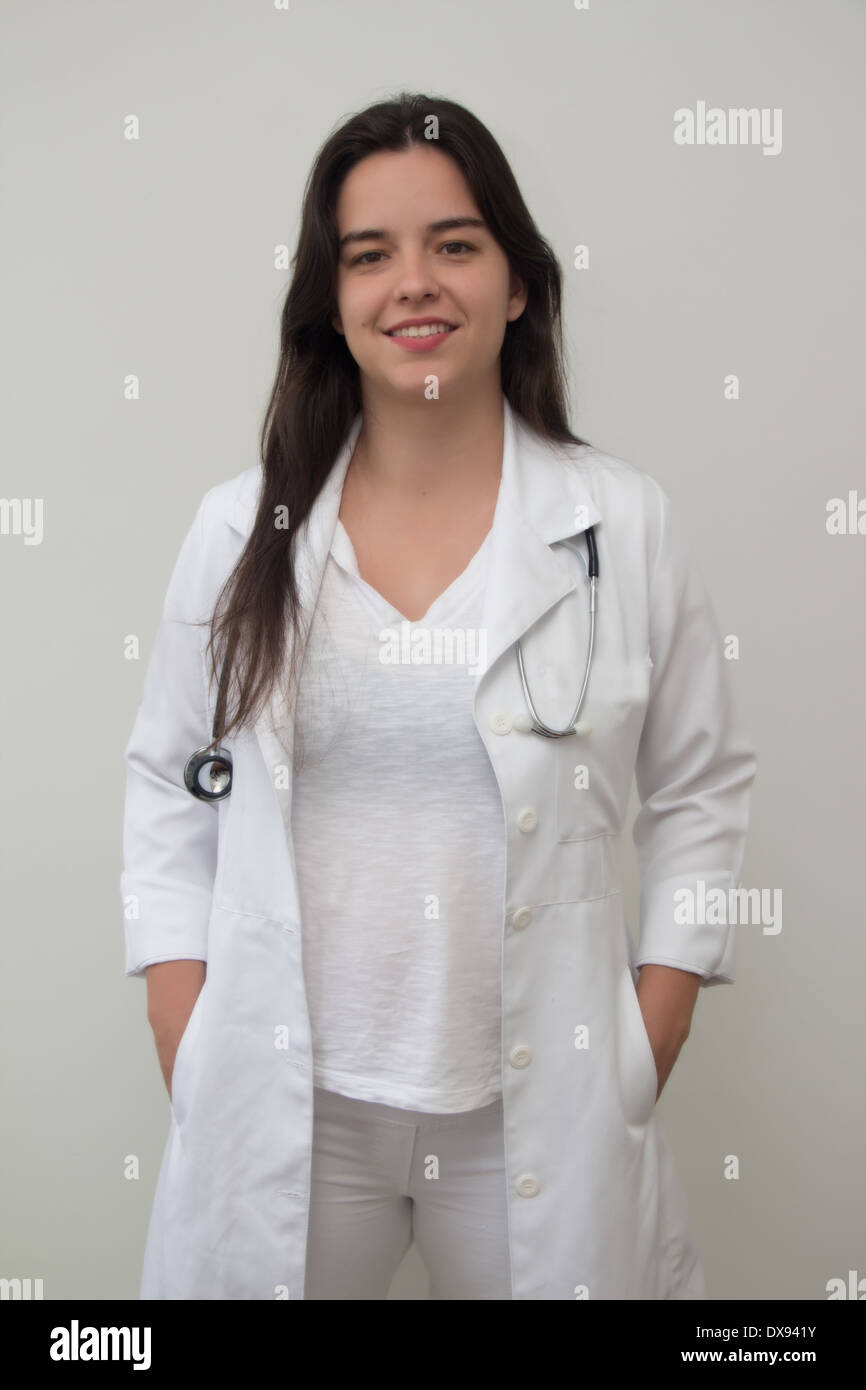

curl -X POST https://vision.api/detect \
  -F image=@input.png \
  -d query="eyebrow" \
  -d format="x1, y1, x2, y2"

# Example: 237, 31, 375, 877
338, 216, 487, 251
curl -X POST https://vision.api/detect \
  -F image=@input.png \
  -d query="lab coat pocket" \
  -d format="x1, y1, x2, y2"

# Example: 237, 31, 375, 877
555, 654, 652, 841
169, 982, 207, 1131
617, 964, 659, 1128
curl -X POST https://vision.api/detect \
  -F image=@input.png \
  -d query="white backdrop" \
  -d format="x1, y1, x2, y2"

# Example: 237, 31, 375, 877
1, 0, 864, 1300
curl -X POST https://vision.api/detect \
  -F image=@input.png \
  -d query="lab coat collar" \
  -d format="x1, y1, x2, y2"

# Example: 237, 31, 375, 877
229, 395, 601, 555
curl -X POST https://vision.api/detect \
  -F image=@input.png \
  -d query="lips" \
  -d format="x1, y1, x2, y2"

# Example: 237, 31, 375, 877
383, 321, 458, 335
384, 324, 459, 352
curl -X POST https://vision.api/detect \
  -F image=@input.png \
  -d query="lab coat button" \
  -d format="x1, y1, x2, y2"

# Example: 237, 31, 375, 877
509, 1045, 532, 1068
512, 906, 533, 930
512, 712, 534, 734
490, 711, 512, 735
516, 1173, 540, 1198
517, 807, 538, 833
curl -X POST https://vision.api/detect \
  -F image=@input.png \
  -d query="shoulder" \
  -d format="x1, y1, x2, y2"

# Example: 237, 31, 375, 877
553, 439, 671, 552
196, 463, 262, 539
167, 465, 261, 612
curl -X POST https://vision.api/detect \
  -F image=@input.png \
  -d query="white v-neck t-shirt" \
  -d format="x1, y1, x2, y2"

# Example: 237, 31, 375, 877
289, 517, 506, 1112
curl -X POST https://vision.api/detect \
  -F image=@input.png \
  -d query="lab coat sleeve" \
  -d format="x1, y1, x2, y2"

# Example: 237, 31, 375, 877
631, 476, 757, 986
120, 490, 220, 978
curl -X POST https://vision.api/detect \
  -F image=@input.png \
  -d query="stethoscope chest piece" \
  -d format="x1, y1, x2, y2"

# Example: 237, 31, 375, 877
184, 745, 234, 800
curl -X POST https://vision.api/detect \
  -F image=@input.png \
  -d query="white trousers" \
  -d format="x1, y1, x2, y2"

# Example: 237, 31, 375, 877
304, 1084, 513, 1300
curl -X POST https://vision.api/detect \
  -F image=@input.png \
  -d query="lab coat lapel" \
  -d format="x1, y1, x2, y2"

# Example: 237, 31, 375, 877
475, 397, 602, 682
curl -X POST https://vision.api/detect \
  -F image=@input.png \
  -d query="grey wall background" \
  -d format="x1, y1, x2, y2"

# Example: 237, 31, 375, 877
2, 0, 864, 1300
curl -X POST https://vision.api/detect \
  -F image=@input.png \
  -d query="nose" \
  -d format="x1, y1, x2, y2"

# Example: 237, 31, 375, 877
390, 248, 442, 302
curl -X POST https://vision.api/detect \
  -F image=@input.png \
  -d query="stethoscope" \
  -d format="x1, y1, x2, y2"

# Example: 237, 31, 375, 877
516, 526, 598, 738
184, 526, 598, 799
184, 658, 234, 802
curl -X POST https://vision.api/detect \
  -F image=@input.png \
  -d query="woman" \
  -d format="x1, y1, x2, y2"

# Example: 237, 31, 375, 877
121, 92, 757, 1300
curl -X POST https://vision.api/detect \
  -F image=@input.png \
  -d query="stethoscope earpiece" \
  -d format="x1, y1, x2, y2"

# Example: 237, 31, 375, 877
184, 745, 234, 800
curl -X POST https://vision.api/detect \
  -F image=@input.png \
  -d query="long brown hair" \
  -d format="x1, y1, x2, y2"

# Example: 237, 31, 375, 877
202, 91, 594, 750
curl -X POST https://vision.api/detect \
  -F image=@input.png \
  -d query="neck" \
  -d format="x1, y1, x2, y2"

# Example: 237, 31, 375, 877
349, 390, 505, 501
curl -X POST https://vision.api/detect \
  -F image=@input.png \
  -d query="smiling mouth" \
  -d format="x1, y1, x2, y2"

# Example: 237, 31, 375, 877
384, 324, 458, 339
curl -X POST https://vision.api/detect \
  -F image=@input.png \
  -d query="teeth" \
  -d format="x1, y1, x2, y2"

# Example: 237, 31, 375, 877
388, 323, 454, 338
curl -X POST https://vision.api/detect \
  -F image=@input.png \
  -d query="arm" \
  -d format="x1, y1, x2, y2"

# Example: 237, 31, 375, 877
146, 960, 206, 1098
120, 490, 220, 979
635, 963, 700, 1099
631, 476, 757, 1091
120, 492, 224, 1104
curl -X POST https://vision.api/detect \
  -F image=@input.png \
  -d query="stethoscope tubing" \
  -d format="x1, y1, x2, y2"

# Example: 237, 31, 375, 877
515, 526, 598, 739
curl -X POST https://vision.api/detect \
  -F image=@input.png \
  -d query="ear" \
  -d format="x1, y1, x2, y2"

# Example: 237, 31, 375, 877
507, 274, 528, 324
331, 314, 344, 336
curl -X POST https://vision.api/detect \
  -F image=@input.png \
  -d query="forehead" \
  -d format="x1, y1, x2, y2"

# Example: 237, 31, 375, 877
335, 146, 479, 225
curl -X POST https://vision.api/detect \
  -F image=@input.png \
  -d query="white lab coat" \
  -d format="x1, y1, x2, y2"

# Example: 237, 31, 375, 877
121, 396, 757, 1300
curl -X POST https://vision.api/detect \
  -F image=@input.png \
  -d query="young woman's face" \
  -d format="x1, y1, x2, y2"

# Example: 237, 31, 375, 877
332, 144, 526, 404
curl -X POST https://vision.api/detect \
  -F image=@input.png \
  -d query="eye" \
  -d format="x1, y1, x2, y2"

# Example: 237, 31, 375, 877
349, 241, 474, 267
